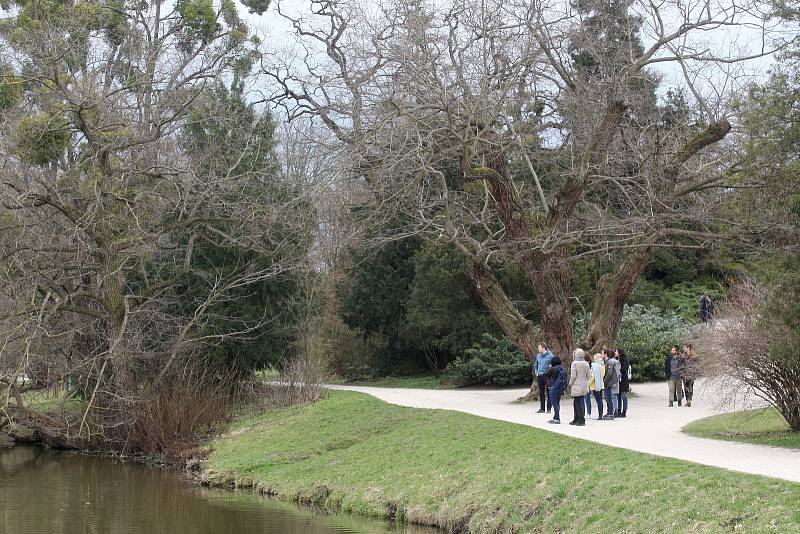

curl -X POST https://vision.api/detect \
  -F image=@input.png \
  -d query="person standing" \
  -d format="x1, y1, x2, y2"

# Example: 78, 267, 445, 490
568, 348, 591, 426
682, 343, 700, 407
602, 349, 620, 419
535, 343, 554, 414
588, 353, 605, 419
668, 345, 684, 407
546, 357, 567, 424
700, 293, 714, 324
583, 352, 594, 417
615, 348, 631, 418
664, 347, 677, 403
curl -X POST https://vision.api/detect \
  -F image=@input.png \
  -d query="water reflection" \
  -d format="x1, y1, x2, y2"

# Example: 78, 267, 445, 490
0, 445, 439, 534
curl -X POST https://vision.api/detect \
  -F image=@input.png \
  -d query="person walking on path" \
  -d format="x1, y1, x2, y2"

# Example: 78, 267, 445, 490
534, 343, 554, 414
664, 348, 678, 403
616, 348, 631, 418
568, 348, 591, 426
682, 343, 700, 407
602, 349, 620, 420
588, 353, 605, 419
546, 357, 567, 424
700, 293, 714, 324
668, 345, 684, 407
583, 352, 594, 417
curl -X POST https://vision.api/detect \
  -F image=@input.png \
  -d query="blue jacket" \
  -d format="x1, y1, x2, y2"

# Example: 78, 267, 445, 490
535, 351, 554, 376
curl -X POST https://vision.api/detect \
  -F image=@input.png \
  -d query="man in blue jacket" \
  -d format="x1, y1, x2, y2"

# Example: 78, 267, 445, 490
535, 343, 554, 413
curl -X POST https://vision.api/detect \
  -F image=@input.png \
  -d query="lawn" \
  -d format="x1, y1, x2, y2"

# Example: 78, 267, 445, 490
683, 408, 800, 450
346, 374, 454, 389
205, 391, 800, 533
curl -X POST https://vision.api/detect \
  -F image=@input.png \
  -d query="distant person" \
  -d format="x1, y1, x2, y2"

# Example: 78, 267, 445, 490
546, 356, 567, 425
667, 345, 684, 407
568, 348, 591, 426
682, 343, 700, 407
588, 353, 605, 420
534, 343, 554, 414
601, 349, 620, 420
700, 293, 714, 324
583, 352, 594, 417
615, 348, 631, 418
664, 347, 678, 404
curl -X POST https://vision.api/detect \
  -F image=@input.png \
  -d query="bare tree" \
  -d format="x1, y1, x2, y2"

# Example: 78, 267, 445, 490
699, 279, 800, 431
263, 0, 785, 386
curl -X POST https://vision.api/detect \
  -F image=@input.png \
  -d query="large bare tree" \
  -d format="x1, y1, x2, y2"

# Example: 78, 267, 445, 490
263, 0, 785, 375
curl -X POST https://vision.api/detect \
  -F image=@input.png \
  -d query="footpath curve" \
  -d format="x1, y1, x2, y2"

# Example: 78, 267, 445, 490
329, 380, 800, 483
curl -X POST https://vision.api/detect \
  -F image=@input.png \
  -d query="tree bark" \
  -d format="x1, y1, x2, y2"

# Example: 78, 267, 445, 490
582, 247, 652, 353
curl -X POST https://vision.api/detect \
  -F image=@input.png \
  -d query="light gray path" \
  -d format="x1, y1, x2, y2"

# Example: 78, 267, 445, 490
329, 381, 800, 483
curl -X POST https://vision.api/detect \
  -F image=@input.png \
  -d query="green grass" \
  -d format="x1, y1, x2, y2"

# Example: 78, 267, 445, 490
23, 390, 83, 415
346, 374, 454, 389
205, 391, 800, 533
684, 408, 800, 450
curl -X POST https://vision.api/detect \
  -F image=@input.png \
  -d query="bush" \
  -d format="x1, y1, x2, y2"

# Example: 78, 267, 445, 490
576, 304, 690, 381
447, 334, 531, 386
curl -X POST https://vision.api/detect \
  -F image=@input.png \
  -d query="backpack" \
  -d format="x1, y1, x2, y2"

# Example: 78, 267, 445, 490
556, 366, 567, 393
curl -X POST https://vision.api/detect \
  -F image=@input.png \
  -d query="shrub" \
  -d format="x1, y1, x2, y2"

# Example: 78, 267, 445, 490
447, 334, 531, 386
576, 304, 690, 381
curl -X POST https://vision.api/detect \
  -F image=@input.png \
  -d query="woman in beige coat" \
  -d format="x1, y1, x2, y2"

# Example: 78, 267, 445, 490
568, 348, 591, 426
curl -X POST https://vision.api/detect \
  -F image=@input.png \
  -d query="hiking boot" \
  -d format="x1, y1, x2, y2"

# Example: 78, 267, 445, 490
568, 421, 577, 425
619, 411, 626, 418
548, 419, 560, 425
669, 401, 674, 407
602, 414, 615, 420
536, 409, 545, 414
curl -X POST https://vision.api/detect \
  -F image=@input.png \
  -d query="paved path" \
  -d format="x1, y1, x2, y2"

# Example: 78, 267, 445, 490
329, 381, 800, 483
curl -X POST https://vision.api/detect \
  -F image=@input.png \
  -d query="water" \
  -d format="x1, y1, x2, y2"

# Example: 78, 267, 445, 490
0, 445, 439, 534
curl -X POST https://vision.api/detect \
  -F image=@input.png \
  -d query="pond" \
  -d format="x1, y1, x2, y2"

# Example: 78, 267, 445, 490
0, 445, 439, 534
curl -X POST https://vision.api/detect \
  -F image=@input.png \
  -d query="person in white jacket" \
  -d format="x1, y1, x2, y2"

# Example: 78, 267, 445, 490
568, 348, 591, 426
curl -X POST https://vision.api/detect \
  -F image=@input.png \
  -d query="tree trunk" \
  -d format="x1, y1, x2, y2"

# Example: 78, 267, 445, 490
530, 252, 575, 366
583, 248, 652, 353
464, 260, 540, 360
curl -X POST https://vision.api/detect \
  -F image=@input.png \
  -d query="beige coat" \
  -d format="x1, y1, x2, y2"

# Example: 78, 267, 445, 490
568, 359, 591, 397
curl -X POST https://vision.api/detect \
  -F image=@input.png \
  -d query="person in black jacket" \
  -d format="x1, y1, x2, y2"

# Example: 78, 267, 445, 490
546, 357, 567, 425
616, 348, 630, 418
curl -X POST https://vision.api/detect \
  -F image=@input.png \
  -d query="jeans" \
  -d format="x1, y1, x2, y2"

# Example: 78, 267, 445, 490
604, 388, 618, 416
683, 379, 695, 401
549, 388, 562, 421
592, 390, 604, 419
536, 375, 551, 411
668, 379, 683, 402
584, 392, 592, 415
617, 391, 628, 413
572, 395, 585, 424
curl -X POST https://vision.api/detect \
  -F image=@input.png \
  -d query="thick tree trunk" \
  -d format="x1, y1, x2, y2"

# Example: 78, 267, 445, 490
464, 260, 540, 360
530, 256, 574, 365
583, 248, 652, 353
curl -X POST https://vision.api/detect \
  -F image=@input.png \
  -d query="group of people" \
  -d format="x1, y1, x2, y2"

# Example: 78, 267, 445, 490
665, 343, 701, 407
533, 343, 631, 426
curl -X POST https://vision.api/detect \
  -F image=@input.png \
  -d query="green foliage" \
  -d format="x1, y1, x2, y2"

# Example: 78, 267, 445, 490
576, 304, 690, 381
13, 111, 70, 165
177, 0, 221, 48
0, 69, 21, 111
447, 334, 530, 386
240, 0, 272, 15
762, 253, 800, 375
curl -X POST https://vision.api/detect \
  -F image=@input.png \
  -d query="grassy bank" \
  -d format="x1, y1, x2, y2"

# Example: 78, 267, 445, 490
204, 391, 800, 533
683, 408, 800, 450
346, 374, 453, 389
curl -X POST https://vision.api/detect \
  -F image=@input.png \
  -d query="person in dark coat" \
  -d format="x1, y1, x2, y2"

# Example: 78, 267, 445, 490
665, 347, 678, 403
700, 293, 714, 324
615, 348, 631, 418
546, 357, 567, 425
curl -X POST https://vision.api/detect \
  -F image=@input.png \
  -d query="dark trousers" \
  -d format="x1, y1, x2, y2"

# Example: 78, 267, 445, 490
572, 395, 585, 424
549, 388, 562, 421
592, 390, 604, 419
537, 375, 551, 411
683, 379, 695, 401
